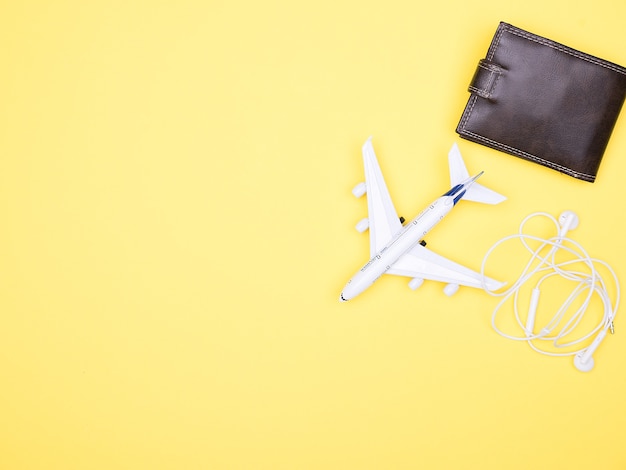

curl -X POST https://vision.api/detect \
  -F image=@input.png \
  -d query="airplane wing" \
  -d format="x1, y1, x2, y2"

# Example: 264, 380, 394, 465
362, 138, 403, 256
387, 243, 505, 291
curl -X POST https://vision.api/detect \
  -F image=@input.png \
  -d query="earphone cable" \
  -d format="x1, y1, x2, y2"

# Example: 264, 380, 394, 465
480, 212, 619, 358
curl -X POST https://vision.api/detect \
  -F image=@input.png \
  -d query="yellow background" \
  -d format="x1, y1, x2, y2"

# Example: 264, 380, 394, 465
1, 1, 626, 469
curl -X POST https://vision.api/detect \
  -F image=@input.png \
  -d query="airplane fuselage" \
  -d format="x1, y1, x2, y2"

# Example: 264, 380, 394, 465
340, 194, 456, 301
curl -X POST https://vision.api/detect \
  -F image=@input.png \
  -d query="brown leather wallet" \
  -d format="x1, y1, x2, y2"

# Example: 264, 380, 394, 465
456, 22, 626, 182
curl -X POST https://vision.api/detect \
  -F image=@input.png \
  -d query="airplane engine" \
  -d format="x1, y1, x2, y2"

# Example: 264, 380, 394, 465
355, 218, 369, 233
352, 182, 367, 198
408, 278, 424, 290
443, 283, 460, 296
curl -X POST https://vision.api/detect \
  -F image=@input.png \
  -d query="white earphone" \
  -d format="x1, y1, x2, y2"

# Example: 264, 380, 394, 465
481, 211, 619, 372
557, 210, 579, 238
574, 329, 607, 372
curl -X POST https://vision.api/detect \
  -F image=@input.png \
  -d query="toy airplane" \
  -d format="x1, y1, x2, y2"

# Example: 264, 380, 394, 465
339, 138, 506, 302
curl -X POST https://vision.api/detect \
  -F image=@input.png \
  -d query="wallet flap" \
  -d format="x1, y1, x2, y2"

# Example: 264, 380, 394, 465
468, 60, 505, 101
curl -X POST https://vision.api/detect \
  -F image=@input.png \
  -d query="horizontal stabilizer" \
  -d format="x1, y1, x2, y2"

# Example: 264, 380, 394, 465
448, 143, 506, 205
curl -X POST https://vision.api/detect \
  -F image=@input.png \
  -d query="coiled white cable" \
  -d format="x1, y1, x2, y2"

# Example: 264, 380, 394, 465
480, 212, 619, 367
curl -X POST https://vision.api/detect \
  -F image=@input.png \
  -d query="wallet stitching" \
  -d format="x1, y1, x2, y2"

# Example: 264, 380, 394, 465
486, 26, 505, 62
460, 127, 595, 181
505, 27, 626, 76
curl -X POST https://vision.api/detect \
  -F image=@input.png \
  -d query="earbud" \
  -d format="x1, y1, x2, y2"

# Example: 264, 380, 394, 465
558, 210, 579, 238
573, 329, 607, 372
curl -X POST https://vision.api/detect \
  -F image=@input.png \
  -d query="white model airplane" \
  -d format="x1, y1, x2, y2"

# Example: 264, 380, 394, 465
340, 138, 506, 302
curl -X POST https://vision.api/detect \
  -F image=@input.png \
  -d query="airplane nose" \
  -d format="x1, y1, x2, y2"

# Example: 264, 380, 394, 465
339, 293, 348, 302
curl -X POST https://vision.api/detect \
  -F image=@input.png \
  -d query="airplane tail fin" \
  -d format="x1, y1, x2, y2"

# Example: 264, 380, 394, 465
448, 143, 506, 205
